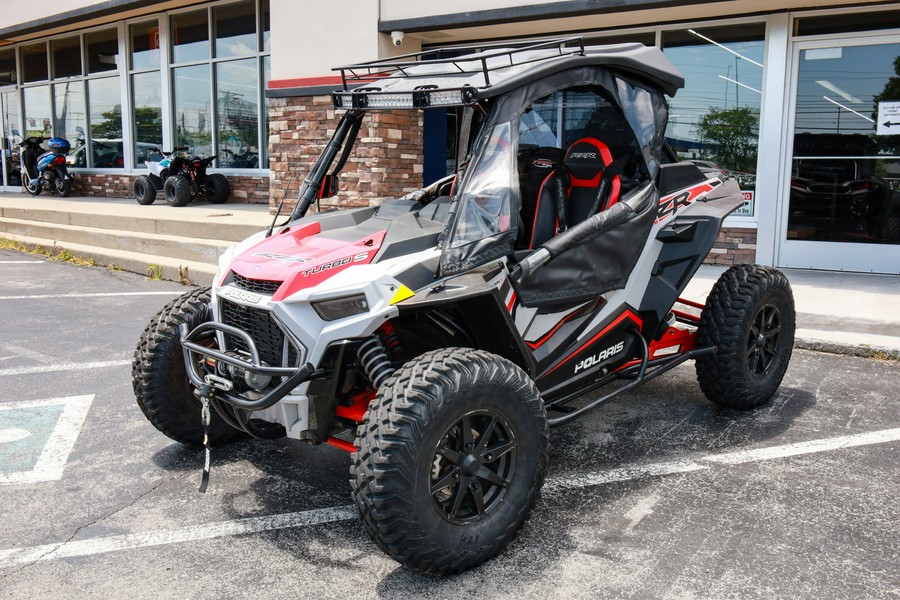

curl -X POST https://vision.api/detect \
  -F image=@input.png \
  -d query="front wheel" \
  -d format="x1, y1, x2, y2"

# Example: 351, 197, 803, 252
133, 174, 156, 205
695, 264, 796, 410
132, 287, 243, 446
23, 175, 41, 196
351, 348, 549, 575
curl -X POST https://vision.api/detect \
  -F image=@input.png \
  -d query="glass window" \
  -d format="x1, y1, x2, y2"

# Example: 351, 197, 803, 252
583, 32, 656, 47
54, 81, 85, 141
86, 29, 119, 74
261, 0, 270, 53
173, 64, 212, 156
217, 59, 258, 168
23, 86, 52, 138
130, 21, 161, 70
2, 90, 20, 187
215, 1, 256, 58
132, 71, 163, 165
88, 77, 124, 168
52, 36, 82, 78
21, 43, 49, 83
663, 25, 765, 216
172, 10, 210, 63
0, 48, 15, 85
795, 10, 900, 36
788, 42, 900, 246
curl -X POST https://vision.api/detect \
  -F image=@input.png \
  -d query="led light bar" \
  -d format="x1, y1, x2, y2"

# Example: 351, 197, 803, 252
332, 86, 477, 110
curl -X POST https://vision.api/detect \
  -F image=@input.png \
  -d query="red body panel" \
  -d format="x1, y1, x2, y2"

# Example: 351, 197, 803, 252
226, 223, 386, 300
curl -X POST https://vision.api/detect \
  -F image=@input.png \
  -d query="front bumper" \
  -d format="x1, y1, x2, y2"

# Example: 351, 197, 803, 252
180, 321, 314, 410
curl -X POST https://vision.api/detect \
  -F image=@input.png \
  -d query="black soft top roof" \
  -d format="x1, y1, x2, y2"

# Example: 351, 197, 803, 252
333, 38, 685, 108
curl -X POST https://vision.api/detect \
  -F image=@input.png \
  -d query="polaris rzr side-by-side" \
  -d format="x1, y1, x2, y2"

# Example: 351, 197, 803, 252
133, 39, 795, 575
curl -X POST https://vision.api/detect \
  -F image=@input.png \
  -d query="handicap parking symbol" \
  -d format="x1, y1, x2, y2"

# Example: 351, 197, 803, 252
0, 395, 93, 485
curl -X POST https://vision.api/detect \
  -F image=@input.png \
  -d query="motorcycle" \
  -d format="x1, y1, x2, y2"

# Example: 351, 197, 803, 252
133, 146, 230, 207
16, 130, 75, 197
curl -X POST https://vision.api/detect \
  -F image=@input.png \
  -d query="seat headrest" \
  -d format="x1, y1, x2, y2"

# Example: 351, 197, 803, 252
564, 138, 613, 186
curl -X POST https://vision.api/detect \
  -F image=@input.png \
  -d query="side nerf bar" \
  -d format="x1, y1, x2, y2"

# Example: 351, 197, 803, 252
180, 322, 314, 411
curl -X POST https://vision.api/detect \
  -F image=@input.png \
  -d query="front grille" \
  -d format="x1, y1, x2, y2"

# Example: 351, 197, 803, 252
232, 272, 282, 295
219, 298, 288, 367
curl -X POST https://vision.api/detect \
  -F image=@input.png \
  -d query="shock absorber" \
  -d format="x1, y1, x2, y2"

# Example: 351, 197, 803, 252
357, 335, 395, 390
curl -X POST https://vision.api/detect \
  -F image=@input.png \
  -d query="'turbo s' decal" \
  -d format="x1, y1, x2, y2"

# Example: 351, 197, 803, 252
574, 341, 625, 373
301, 252, 370, 277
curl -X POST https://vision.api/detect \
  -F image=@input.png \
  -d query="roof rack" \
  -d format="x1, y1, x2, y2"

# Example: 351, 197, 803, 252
333, 36, 586, 91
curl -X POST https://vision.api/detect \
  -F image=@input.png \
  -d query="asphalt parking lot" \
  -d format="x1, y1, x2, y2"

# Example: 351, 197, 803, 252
0, 248, 898, 599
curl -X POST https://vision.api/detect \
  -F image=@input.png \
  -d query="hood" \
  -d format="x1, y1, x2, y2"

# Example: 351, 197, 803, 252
227, 221, 386, 301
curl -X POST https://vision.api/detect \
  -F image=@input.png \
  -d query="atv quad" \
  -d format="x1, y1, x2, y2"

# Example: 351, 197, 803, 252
133, 146, 230, 207
133, 38, 795, 575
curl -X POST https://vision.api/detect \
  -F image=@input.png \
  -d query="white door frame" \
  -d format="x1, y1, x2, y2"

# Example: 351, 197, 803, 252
776, 31, 900, 274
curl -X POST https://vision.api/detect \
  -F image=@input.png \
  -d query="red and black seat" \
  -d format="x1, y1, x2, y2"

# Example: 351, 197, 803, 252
529, 137, 622, 248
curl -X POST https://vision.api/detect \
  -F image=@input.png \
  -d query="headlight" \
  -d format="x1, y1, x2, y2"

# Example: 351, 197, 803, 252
312, 294, 369, 321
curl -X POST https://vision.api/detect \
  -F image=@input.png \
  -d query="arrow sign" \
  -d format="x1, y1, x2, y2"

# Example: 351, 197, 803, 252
876, 102, 900, 135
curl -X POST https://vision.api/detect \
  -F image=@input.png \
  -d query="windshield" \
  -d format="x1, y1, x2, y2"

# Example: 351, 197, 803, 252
449, 122, 514, 247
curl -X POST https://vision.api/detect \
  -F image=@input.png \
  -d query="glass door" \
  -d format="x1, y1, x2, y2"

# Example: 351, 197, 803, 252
1, 90, 21, 191
780, 37, 900, 273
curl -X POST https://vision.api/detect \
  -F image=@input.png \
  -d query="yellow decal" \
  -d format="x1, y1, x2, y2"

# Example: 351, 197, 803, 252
389, 285, 415, 305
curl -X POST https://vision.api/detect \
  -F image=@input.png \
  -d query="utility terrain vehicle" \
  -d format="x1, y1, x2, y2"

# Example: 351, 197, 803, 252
133, 39, 795, 575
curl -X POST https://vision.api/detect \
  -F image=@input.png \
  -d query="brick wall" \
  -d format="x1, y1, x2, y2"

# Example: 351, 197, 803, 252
704, 227, 758, 265
72, 173, 270, 204
268, 95, 424, 212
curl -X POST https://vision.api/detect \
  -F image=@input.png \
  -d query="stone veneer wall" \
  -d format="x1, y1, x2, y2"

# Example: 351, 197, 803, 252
704, 227, 758, 265
71, 173, 270, 203
267, 95, 424, 212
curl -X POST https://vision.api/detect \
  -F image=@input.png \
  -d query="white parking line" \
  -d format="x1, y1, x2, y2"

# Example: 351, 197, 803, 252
0, 427, 896, 569
0, 360, 131, 377
0, 291, 182, 300
0, 260, 45, 264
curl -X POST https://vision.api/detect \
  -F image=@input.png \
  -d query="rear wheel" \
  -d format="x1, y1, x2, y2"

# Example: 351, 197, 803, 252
132, 287, 243, 446
206, 173, 230, 204
164, 174, 192, 207
351, 348, 548, 575
53, 177, 71, 197
133, 174, 156, 205
695, 264, 795, 410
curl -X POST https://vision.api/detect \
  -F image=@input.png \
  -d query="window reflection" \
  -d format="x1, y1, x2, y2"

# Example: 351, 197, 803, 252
174, 65, 212, 156
2, 91, 20, 187
215, 1, 256, 58
23, 86, 52, 138
130, 21, 161, 70
663, 25, 765, 216
87, 77, 124, 168
789, 43, 900, 245
172, 10, 210, 63
86, 29, 119, 74
52, 36, 82, 79
217, 59, 258, 168
132, 71, 163, 165
21, 44, 48, 83
0, 49, 16, 85
54, 80, 85, 143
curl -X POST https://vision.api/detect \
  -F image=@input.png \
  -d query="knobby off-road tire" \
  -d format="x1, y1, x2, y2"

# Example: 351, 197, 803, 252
133, 174, 156, 205
206, 173, 230, 204
132, 287, 243, 446
695, 264, 796, 410
351, 348, 549, 575
164, 174, 192, 207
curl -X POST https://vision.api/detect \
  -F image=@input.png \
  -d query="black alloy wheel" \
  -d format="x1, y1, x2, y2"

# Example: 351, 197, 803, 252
747, 303, 782, 376
430, 409, 517, 524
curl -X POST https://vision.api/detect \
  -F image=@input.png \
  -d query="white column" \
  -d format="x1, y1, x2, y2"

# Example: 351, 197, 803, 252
754, 13, 791, 266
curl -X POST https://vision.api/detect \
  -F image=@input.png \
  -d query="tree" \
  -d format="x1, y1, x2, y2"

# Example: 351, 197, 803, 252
872, 55, 900, 153
695, 106, 759, 172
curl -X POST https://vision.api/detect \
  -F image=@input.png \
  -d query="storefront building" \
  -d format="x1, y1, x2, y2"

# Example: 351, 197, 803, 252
1, 0, 899, 273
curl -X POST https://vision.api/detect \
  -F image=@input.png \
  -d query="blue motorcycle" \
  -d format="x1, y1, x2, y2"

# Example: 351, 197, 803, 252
17, 131, 74, 197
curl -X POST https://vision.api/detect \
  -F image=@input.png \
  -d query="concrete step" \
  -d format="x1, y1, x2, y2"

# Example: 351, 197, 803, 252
0, 193, 277, 283
0, 216, 233, 265
1, 231, 218, 284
